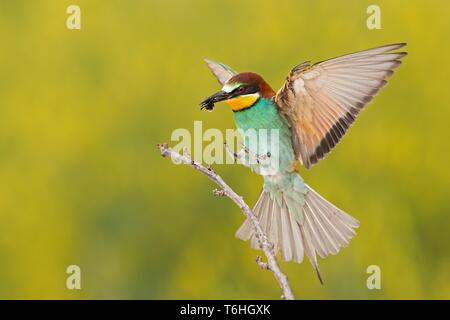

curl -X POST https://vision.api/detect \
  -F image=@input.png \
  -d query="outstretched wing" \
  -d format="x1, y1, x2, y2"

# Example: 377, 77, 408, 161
275, 43, 407, 169
204, 58, 237, 85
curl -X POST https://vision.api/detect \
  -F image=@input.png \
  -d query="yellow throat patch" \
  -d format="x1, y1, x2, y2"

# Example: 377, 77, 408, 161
225, 94, 259, 111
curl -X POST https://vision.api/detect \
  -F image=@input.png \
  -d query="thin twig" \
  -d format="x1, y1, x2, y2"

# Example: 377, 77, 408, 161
157, 143, 295, 300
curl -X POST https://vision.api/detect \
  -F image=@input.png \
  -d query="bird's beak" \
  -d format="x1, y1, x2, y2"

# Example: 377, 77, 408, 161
199, 90, 230, 111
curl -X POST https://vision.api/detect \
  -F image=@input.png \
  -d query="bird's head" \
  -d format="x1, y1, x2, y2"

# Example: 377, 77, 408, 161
200, 72, 275, 112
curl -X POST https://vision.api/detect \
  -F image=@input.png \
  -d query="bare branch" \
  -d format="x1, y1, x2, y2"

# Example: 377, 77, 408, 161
212, 188, 226, 197
157, 143, 295, 300
256, 255, 269, 270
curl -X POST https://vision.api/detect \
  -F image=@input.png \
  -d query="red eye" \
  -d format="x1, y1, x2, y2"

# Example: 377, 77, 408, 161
238, 86, 245, 93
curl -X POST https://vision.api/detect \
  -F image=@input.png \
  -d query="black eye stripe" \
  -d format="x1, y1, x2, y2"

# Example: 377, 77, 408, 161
232, 85, 259, 96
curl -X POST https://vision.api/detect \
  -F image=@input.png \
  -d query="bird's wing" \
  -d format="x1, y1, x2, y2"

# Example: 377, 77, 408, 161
204, 58, 237, 85
275, 43, 407, 169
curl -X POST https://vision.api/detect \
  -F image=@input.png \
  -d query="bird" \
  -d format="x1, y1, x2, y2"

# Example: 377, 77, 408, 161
200, 43, 407, 283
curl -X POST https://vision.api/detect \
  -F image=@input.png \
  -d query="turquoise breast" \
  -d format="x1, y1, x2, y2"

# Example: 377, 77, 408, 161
232, 98, 295, 175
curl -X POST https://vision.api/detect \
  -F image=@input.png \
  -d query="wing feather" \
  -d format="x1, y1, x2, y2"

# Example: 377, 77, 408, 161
275, 43, 407, 168
204, 58, 237, 85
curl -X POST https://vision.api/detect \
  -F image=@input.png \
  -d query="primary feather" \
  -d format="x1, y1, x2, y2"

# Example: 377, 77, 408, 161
275, 43, 407, 168
204, 58, 237, 85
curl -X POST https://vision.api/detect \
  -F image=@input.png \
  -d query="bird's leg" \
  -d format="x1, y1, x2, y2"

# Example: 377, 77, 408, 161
224, 142, 239, 160
225, 142, 272, 168
224, 142, 249, 166
224, 142, 253, 167
241, 144, 271, 164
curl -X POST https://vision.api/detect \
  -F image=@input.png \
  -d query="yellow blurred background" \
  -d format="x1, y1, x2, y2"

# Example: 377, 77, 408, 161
0, 0, 449, 299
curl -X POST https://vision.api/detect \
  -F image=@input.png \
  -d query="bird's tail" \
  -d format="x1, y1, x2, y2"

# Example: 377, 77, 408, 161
235, 173, 359, 283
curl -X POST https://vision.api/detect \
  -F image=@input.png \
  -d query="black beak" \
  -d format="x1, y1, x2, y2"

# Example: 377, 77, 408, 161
199, 91, 230, 111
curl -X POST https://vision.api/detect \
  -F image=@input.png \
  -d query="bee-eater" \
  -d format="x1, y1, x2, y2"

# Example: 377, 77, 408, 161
200, 44, 407, 283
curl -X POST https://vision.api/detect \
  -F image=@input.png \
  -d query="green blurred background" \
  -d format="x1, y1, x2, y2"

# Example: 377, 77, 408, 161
0, 0, 449, 299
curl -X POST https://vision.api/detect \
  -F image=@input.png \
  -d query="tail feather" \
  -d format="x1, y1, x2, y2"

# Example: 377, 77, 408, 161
303, 204, 327, 258
235, 182, 359, 284
278, 202, 289, 260
286, 199, 304, 263
300, 223, 323, 284
238, 191, 265, 241
268, 199, 278, 249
